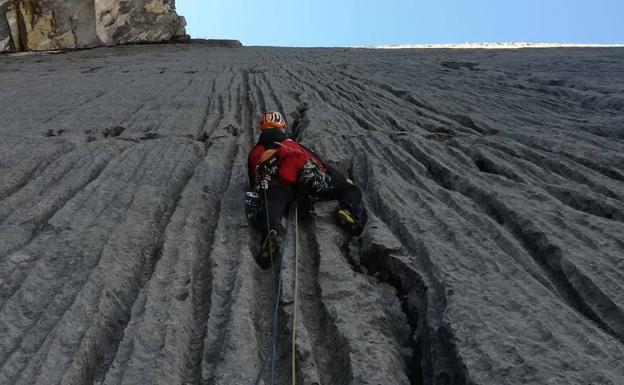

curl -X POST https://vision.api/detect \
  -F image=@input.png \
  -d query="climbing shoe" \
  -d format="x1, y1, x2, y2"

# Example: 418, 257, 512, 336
256, 229, 281, 269
334, 208, 364, 236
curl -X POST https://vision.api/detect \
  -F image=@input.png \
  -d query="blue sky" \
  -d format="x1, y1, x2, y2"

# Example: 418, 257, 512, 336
176, 0, 624, 47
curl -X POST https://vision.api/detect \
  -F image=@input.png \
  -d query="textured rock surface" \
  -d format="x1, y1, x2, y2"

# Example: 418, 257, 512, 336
0, 0, 185, 53
94, 0, 186, 46
0, 44, 623, 385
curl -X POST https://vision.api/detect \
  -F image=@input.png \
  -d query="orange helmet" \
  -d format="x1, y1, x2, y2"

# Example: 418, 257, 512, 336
260, 111, 286, 130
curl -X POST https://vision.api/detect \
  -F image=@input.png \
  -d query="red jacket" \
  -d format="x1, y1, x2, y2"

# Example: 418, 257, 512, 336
248, 135, 325, 186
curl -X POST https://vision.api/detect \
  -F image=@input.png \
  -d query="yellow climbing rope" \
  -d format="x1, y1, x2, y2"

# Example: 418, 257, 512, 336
291, 202, 300, 385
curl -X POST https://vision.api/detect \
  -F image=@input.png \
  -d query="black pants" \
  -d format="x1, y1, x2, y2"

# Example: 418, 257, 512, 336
253, 182, 291, 237
316, 166, 365, 220
252, 167, 366, 236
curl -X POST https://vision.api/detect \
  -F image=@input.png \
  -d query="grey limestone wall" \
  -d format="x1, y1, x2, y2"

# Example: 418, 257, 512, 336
0, 44, 623, 385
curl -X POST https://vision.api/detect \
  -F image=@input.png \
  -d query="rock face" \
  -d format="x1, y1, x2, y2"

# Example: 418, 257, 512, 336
94, 0, 186, 46
0, 0, 185, 53
0, 44, 623, 385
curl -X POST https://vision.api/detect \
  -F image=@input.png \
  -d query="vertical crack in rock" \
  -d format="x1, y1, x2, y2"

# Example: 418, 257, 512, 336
360, 205, 472, 385
200, 77, 259, 383
344, 237, 425, 385
240, 67, 256, 142
350, 141, 479, 385
197, 75, 220, 142
275, 202, 420, 384
282, 214, 355, 385
261, 70, 285, 117
289, 99, 309, 141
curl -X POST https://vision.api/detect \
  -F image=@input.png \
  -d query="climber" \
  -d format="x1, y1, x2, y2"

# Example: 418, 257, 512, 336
247, 111, 367, 269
